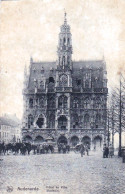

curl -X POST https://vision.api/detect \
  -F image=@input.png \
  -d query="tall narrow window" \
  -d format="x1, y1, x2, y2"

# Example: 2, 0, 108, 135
28, 114, 34, 128
36, 114, 44, 128
63, 56, 65, 66
85, 80, 89, 88
73, 97, 79, 108
84, 114, 90, 128
48, 77, 55, 91
94, 97, 101, 108
67, 56, 70, 65
83, 97, 90, 109
58, 95, 68, 108
29, 99, 33, 108
96, 114, 101, 123
39, 97, 44, 108
49, 114, 55, 128
48, 97, 55, 108
58, 116, 67, 130
95, 114, 101, 128
63, 37, 66, 45
67, 38, 70, 44
72, 114, 79, 128
40, 81, 44, 89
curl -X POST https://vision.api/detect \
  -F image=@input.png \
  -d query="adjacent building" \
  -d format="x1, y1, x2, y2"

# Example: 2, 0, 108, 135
22, 13, 108, 150
0, 114, 21, 144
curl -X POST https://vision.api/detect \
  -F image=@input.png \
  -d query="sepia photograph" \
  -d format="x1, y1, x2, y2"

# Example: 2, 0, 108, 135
0, 0, 125, 193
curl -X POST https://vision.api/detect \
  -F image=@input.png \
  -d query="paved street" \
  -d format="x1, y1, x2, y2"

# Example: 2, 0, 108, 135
0, 151, 125, 194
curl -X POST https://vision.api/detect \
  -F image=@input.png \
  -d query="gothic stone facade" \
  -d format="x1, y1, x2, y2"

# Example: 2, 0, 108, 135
22, 14, 108, 150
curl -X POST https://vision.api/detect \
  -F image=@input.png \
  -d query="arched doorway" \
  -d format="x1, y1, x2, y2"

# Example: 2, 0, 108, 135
24, 135, 32, 143
81, 136, 91, 149
93, 136, 102, 150
57, 136, 67, 145
34, 136, 44, 144
70, 136, 79, 147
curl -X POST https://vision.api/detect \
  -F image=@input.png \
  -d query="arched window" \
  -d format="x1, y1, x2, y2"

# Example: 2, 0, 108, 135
58, 116, 67, 130
28, 114, 34, 128
29, 98, 33, 108
58, 95, 68, 108
67, 56, 70, 65
62, 56, 65, 66
36, 114, 44, 128
83, 97, 90, 109
49, 77, 55, 83
96, 114, 101, 123
94, 97, 101, 108
39, 97, 44, 108
40, 81, 44, 89
95, 114, 101, 128
48, 97, 55, 108
48, 77, 55, 91
63, 37, 66, 45
72, 114, 79, 128
59, 74, 68, 87
84, 114, 90, 128
85, 80, 89, 88
77, 79, 81, 87
49, 114, 55, 128
73, 97, 79, 108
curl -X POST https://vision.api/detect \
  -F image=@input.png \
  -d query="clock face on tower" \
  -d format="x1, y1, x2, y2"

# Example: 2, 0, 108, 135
59, 74, 68, 87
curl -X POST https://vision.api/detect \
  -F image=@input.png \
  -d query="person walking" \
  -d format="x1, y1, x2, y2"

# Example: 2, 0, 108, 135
109, 144, 114, 158
103, 144, 106, 158
103, 144, 109, 158
85, 144, 89, 156
80, 143, 85, 157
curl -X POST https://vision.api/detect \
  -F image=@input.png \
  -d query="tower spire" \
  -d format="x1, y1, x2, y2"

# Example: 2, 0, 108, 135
64, 9, 67, 24
57, 12, 72, 70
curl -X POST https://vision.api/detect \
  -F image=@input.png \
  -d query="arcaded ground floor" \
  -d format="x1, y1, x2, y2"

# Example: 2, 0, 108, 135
0, 151, 125, 194
23, 131, 105, 150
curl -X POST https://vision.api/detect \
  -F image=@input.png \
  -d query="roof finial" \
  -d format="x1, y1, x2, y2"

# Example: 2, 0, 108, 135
64, 9, 67, 24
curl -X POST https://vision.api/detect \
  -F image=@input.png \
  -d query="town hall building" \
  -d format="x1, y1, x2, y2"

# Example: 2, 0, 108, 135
22, 13, 108, 150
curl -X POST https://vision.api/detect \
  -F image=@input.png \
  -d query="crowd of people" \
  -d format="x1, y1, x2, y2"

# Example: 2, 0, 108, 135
78, 143, 114, 158
0, 141, 114, 158
80, 144, 89, 157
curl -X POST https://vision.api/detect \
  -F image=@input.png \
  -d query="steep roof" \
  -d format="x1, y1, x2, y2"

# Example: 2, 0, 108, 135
73, 60, 105, 69
27, 59, 106, 90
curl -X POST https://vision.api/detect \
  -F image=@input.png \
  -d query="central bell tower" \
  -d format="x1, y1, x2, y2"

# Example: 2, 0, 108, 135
55, 12, 72, 133
57, 12, 73, 70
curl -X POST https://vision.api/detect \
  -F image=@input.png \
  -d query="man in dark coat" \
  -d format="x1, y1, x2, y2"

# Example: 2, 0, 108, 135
103, 144, 109, 158
80, 143, 85, 157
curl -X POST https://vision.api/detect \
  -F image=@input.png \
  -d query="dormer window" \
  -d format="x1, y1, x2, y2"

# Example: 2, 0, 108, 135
49, 77, 54, 83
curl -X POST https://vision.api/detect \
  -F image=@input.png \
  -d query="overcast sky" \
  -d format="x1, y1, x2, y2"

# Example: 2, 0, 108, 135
0, 0, 125, 119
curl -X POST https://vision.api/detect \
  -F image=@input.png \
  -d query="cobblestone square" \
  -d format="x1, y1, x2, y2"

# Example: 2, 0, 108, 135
0, 151, 125, 194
